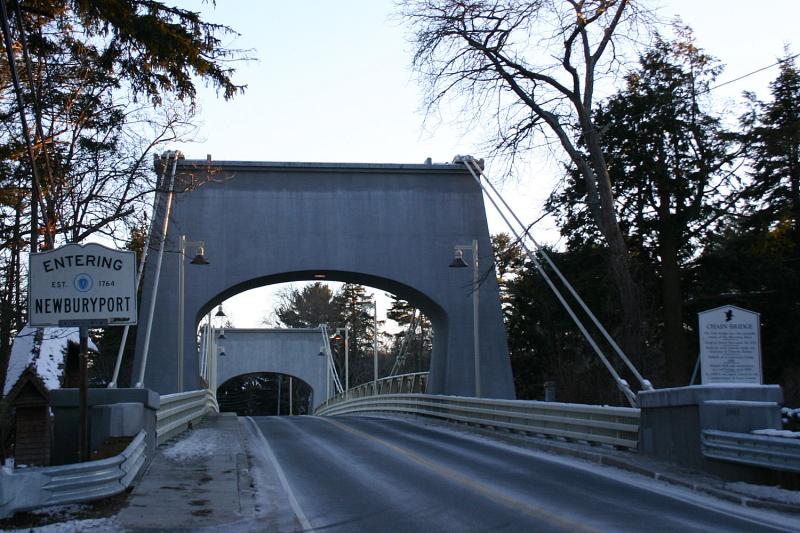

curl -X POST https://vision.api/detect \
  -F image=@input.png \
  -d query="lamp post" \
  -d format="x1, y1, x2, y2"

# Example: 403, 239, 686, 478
332, 324, 350, 395
450, 239, 480, 397
178, 235, 209, 392
359, 299, 378, 395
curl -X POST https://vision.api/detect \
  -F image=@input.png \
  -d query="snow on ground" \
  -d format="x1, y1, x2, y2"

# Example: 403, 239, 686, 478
0, 504, 122, 533
1, 517, 122, 532
29, 504, 89, 518
726, 482, 800, 505
162, 428, 230, 462
753, 429, 800, 438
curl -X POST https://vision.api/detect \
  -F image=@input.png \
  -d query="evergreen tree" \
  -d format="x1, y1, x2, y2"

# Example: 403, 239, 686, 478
331, 284, 380, 387
0, 0, 247, 394
741, 51, 800, 243
272, 282, 338, 329
693, 52, 800, 403
386, 294, 431, 374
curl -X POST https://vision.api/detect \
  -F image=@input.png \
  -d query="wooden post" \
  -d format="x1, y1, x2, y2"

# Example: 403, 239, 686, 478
79, 324, 89, 462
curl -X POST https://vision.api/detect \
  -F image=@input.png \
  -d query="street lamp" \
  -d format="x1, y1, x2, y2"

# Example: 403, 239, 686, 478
178, 235, 209, 392
450, 239, 480, 397
332, 323, 350, 395
358, 299, 379, 395
215, 304, 227, 341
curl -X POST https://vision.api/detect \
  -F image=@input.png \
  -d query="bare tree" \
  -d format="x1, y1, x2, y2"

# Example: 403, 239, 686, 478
400, 0, 652, 357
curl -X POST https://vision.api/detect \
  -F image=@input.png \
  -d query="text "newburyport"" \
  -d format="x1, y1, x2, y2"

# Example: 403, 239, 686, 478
34, 296, 133, 315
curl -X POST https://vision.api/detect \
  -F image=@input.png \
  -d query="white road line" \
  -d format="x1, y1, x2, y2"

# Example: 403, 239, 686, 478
246, 417, 315, 532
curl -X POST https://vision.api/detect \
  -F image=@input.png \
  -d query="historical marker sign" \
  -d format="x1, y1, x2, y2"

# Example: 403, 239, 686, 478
28, 243, 137, 327
698, 305, 761, 384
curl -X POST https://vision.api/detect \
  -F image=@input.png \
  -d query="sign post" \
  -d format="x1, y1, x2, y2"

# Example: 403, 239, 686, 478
698, 305, 762, 385
29, 243, 137, 461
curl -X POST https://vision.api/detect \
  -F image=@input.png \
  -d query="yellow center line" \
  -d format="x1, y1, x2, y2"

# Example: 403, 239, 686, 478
321, 417, 603, 533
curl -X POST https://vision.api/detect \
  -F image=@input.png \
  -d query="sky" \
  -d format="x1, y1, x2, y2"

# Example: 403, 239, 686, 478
176, 0, 800, 330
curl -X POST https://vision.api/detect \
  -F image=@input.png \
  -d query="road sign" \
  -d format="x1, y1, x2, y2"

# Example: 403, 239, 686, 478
28, 243, 138, 327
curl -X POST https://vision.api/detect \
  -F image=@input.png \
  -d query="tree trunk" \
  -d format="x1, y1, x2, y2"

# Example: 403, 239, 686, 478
605, 231, 645, 360
584, 132, 646, 362
659, 228, 688, 386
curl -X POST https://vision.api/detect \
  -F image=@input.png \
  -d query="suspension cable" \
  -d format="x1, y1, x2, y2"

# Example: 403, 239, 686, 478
454, 155, 642, 406
320, 325, 343, 394
463, 157, 651, 392
136, 151, 181, 388
108, 155, 168, 387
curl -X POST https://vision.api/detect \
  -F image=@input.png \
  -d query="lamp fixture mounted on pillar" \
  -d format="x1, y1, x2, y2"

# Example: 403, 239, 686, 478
449, 249, 469, 268
178, 235, 209, 393
449, 239, 481, 398
189, 245, 209, 265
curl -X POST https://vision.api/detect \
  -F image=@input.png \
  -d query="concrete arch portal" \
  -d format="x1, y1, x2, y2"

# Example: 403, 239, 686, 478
214, 329, 327, 411
132, 159, 514, 399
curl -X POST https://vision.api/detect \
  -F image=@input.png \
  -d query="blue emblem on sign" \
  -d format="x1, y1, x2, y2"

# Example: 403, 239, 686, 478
74, 273, 93, 292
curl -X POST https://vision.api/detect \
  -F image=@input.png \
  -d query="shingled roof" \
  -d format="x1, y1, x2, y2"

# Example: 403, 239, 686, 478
3, 325, 98, 396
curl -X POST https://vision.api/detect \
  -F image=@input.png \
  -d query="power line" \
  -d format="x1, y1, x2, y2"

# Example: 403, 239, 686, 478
701, 52, 800, 95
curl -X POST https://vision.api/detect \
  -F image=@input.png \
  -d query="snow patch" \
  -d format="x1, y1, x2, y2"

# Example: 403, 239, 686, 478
162, 428, 229, 462
30, 504, 91, 518
725, 482, 800, 505
14, 517, 121, 532
752, 429, 800, 438
704, 400, 778, 407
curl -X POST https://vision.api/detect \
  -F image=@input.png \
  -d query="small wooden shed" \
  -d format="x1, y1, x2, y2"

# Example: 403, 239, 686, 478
2, 326, 97, 467
5, 368, 50, 466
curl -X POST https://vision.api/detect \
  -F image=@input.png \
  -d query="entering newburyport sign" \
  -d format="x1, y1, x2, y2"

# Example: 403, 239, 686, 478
28, 243, 137, 326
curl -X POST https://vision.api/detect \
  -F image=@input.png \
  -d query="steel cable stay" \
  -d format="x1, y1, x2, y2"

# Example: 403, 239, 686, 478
454, 155, 652, 406
108, 154, 170, 388
136, 151, 182, 388
320, 325, 344, 395
388, 309, 420, 377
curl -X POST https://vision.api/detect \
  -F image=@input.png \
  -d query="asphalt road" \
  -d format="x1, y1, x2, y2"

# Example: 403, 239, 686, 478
247, 416, 799, 533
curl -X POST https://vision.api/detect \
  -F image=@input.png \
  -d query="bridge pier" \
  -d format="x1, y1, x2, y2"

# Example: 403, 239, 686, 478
49, 388, 159, 465
638, 384, 783, 481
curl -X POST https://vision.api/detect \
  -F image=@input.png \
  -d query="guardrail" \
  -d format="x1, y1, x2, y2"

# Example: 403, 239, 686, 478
156, 389, 219, 445
0, 430, 147, 519
323, 372, 428, 406
0, 387, 218, 518
702, 429, 800, 473
317, 392, 640, 449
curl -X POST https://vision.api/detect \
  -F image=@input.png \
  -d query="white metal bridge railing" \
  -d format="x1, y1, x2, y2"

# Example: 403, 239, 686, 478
702, 429, 800, 473
156, 388, 219, 446
1, 387, 219, 518
0, 430, 147, 519
316, 373, 640, 450
322, 372, 429, 405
